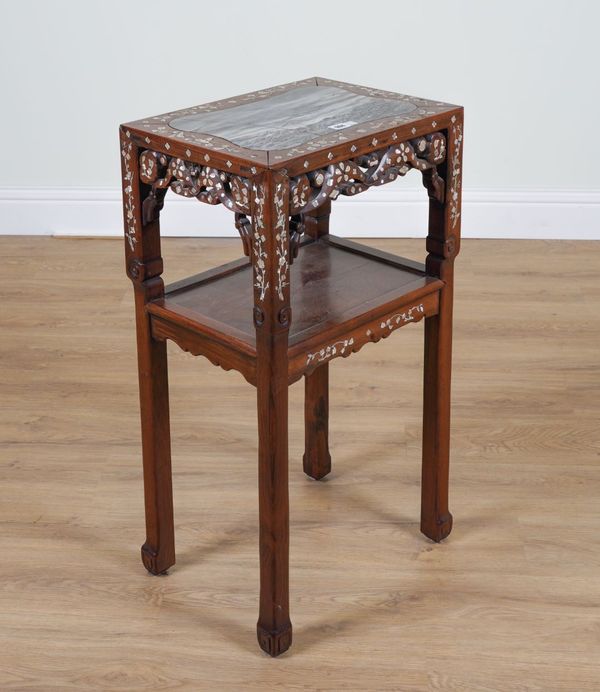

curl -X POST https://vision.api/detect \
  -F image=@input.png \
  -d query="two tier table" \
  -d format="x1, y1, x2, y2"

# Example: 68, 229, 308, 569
119, 77, 463, 657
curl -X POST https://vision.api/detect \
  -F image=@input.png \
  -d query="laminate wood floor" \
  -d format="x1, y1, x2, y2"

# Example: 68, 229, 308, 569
1, 237, 598, 691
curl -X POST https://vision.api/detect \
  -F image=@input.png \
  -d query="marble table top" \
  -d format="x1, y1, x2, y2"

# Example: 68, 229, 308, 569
169, 85, 418, 151
123, 78, 459, 171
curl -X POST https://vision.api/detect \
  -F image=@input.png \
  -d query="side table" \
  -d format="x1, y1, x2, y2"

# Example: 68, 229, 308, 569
119, 78, 463, 657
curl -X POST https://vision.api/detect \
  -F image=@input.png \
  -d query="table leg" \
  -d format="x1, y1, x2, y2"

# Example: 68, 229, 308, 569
256, 333, 292, 656
134, 287, 175, 575
302, 199, 332, 481
420, 115, 463, 542
253, 171, 292, 656
121, 133, 175, 575
303, 364, 332, 480
421, 285, 453, 542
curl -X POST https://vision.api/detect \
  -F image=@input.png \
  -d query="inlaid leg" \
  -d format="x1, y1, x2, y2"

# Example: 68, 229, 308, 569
303, 364, 331, 480
420, 114, 463, 543
135, 286, 176, 574
120, 133, 175, 576
420, 287, 453, 542
253, 171, 292, 657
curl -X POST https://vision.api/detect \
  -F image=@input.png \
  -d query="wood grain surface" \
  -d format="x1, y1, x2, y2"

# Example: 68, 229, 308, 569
1, 237, 599, 690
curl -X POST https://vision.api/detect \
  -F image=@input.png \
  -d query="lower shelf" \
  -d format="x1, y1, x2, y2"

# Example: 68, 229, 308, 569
147, 235, 443, 383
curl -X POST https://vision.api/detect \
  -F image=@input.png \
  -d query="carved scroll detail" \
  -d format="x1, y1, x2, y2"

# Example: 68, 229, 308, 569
139, 150, 252, 212
139, 149, 252, 215
289, 134, 446, 217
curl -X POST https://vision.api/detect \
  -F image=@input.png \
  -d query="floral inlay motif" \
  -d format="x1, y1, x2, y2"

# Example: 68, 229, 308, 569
306, 338, 354, 366
273, 182, 289, 301
120, 140, 137, 252
379, 304, 425, 331
449, 122, 463, 229
252, 183, 269, 301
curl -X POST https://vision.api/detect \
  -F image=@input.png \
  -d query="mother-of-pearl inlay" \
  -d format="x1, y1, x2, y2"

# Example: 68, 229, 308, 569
380, 304, 425, 331
252, 183, 269, 301
306, 338, 355, 366
120, 139, 137, 251
449, 118, 463, 229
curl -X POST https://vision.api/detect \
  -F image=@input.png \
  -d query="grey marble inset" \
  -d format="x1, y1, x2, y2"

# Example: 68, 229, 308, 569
168, 86, 417, 151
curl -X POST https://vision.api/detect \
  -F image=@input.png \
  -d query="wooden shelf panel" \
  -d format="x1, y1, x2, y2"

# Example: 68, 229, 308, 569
155, 238, 438, 342
147, 236, 443, 382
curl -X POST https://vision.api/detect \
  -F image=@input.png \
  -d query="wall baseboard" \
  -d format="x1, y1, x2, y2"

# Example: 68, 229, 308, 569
1, 187, 599, 239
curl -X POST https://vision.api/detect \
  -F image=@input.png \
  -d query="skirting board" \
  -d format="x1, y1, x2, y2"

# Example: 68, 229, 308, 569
1, 187, 599, 239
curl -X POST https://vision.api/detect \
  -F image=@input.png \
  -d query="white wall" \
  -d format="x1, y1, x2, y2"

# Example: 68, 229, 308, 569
1, 0, 599, 237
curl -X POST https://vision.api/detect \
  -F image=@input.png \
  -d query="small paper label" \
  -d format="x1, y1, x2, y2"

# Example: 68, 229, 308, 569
328, 120, 358, 130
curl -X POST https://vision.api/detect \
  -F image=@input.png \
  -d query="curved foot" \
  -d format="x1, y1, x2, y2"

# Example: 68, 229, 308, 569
421, 512, 453, 543
303, 452, 332, 481
141, 543, 175, 575
257, 621, 292, 657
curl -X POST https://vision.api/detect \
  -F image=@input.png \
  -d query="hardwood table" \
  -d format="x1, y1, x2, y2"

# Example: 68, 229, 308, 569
119, 78, 463, 657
